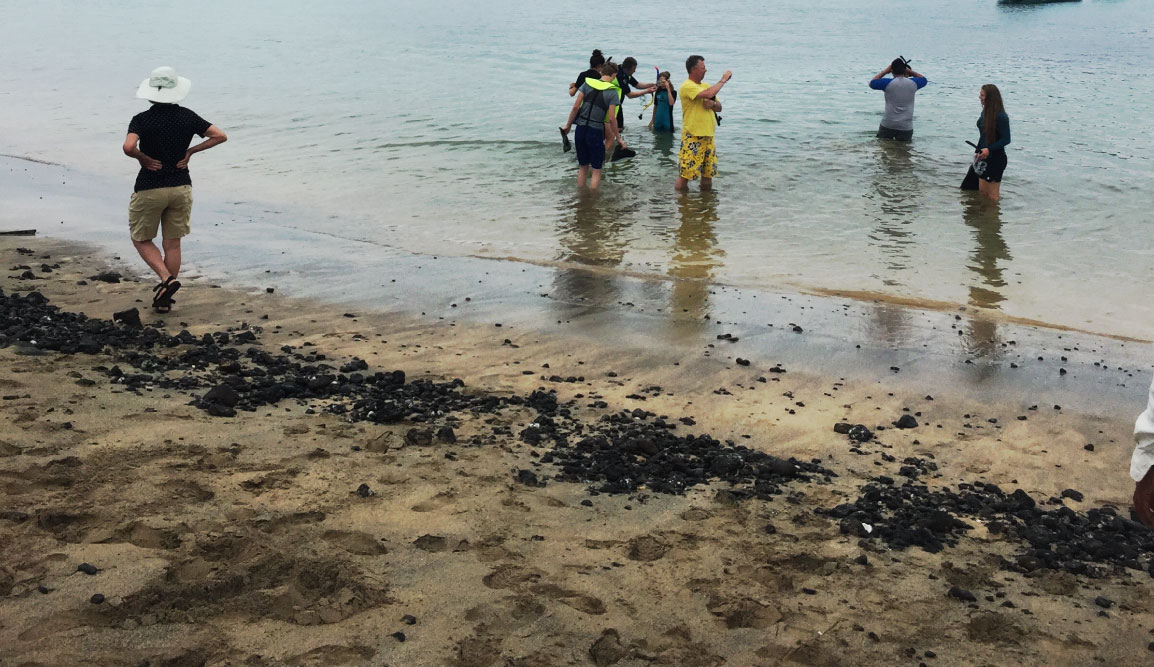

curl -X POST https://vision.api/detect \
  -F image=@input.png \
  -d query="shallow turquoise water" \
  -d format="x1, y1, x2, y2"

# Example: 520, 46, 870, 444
1, 0, 1151, 339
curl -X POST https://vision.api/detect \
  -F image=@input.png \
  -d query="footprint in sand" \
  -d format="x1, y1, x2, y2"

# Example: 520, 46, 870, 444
707, 596, 783, 629
627, 535, 670, 562
279, 644, 376, 665
482, 564, 544, 590
464, 595, 546, 633
412, 534, 451, 553
530, 583, 607, 615
103, 521, 183, 550
323, 530, 388, 556
410, 490, 456, 512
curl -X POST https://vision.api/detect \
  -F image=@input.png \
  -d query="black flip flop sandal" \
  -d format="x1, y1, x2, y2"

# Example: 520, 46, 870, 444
559, 127, 571, 153
152, 277, 181, 313
152, 279, 170, 305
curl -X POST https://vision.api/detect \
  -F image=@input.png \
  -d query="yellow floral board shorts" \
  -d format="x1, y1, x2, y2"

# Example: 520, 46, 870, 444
678, 132, 717, 180
128, 185, 193, 242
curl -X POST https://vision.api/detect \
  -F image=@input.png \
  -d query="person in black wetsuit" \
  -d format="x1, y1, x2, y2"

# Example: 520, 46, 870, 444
614, 57, 656, 132
973, 84, 1011, 202
569, 49, 606, 97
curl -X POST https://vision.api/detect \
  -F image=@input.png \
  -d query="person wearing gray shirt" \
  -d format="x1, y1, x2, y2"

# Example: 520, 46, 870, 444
869, 58, 927, 141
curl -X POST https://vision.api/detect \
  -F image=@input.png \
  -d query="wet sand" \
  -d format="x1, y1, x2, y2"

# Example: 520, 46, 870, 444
2, 236, 1154, 666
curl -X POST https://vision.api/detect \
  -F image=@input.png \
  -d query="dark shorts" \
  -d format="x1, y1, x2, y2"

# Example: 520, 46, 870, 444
973, 150, 1008, 183
616, 106, 625, 132
877, 124, 913, 141
575, 125, 605, 169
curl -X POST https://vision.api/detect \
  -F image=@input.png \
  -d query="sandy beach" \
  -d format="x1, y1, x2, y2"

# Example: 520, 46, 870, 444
2, 236, 1154, 666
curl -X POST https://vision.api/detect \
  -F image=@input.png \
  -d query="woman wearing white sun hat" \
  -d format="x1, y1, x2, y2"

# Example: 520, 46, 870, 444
122, 66, 227, 313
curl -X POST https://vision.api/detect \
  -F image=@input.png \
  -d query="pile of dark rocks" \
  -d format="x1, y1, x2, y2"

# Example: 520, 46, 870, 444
823, 478, 1154, 577
519, 401, 833, 498
2, 288, 825, 501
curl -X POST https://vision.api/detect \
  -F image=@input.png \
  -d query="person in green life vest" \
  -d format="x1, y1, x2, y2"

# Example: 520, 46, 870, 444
560, 62, 625, 189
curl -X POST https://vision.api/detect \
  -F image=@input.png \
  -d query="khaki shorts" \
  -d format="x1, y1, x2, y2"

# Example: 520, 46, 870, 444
129, 185, 193, 241
678, 132, 717, 180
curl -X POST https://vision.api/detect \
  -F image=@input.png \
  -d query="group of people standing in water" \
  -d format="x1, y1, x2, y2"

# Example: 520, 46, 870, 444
560, 50, 731, 191
560, 50, 1011, 202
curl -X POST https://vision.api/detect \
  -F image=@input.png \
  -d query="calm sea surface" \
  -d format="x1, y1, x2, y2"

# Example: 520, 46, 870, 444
2, 0, 1152, 340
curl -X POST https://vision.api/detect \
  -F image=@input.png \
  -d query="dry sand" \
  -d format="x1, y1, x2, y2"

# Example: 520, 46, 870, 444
2, 237, 1153, 666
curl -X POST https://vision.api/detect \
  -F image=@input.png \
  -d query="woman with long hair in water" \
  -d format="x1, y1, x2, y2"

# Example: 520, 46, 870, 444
974, 84, 1011, 201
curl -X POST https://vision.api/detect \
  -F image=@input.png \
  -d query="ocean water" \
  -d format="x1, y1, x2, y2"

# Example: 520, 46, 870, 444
1, 0, 1151, 340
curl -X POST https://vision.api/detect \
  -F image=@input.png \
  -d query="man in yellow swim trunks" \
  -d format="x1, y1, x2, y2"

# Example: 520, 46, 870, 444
674, 55, 732, 191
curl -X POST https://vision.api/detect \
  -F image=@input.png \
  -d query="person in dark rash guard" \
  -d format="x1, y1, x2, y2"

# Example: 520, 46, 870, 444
569, 49, 606, 97
973, 84, 1011, 202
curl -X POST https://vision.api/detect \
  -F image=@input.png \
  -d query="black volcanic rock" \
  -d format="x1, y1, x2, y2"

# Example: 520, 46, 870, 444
948, 586, 977, 602
113, 308, 142, 329
90, 271, 122, 283
895, 415, 918, 429
203, 384, 240, 408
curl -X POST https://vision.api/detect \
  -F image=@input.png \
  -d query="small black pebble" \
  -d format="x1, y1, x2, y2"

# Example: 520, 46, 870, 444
356, 483, 373, 498
580, 499, 593, 507
90, 593, 105, 604
402, 614, 417, 625
801, 588, 817, 595
1094, 596, 1115, 609
391, 631, 406, 642
948, 586, 977, 602
77, 563, 99, 575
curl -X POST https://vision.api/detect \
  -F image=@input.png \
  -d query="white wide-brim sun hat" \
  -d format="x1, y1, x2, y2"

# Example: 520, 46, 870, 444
136, 66, 191, 103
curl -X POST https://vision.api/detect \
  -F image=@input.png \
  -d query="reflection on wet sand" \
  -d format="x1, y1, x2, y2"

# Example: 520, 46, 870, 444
869, 141, 921, 279
962, 195, 1012, 359
551, 191, 628, 307
865, 141, 922, 346
669, 191, 723, 338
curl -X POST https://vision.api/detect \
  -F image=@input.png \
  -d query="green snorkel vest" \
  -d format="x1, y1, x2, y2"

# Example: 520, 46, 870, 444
579, 76, 622, 124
